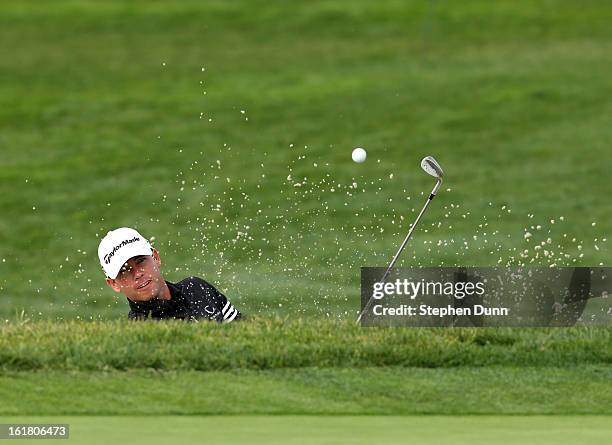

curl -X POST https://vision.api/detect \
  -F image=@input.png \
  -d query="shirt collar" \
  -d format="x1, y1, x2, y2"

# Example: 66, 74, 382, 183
165, 280, 181, 299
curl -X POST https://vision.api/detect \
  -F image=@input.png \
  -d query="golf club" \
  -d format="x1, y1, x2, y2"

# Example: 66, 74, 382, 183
356, 155, 444, 323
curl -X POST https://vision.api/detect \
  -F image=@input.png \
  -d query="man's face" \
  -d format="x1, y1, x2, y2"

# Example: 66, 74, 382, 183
106, 249, 165, 302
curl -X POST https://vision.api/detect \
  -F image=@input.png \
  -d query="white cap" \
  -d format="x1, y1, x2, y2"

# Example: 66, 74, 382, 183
98, 227, 153, 279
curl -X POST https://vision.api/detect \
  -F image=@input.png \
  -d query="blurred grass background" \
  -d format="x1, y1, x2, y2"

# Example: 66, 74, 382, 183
1, 0, 611, 319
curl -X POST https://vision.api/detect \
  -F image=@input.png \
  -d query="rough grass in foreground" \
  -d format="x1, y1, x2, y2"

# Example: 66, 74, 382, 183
0, 318, 609, 371
2, 367, 611, 415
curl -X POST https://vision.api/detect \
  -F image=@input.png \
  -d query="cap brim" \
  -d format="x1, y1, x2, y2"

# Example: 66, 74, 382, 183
106, 245, 153, 279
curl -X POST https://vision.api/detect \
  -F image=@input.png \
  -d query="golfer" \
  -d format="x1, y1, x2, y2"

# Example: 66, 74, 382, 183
98, 227, 242, 322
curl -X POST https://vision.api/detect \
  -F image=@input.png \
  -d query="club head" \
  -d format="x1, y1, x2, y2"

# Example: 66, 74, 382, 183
421, 156, 444, 180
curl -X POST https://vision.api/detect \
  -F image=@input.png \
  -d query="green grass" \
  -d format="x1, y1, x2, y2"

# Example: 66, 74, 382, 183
1, 320, 609, 418
1, 1, 611, 430
1, 0, 611, 319
1, 320, 610, 420
0, 320, 609, 371
1, 416, 611, 444
1, 367, 610, 415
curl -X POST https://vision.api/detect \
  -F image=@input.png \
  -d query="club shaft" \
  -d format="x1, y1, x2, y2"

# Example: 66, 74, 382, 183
381, 195, 434, 282
356, 182, 440, 323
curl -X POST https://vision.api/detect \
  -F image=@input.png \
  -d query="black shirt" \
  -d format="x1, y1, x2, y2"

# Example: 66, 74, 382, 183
126, 276, 241, 322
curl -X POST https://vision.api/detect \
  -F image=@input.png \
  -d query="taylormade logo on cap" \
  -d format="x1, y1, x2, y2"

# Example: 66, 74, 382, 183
103, 236, 140, 264
98, 227, 153, 279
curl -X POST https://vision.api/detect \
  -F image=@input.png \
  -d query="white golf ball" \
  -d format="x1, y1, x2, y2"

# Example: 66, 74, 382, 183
352, 147, 367, 163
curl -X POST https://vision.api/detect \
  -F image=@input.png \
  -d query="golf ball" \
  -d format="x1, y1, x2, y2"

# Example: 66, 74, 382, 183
352, 147, 367, 163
